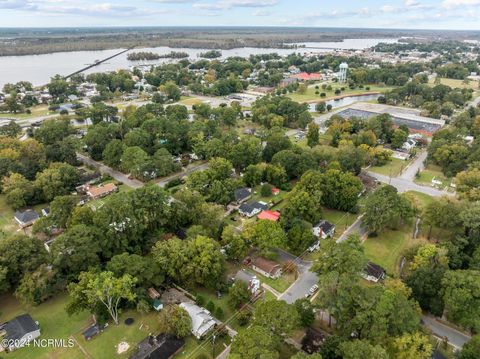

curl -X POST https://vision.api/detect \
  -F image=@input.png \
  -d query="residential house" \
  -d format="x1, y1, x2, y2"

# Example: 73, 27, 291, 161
234, 270, 261, 295
362, 261, 386, 283
402, 139, 416, 151
82, 323, 104, 341
86, 183, 118, 200
234, 188, 252, 204
1, 314, 41, 352
179, 302, 216, 339
257, 210, 280, 222
279, 77, 298, 88
239, 201, 268, 218
312, 220, 336, 239
271, 187, 280, 196
130, 334, 185, 359
13, 209, 40, 228
251, 257, 282, 279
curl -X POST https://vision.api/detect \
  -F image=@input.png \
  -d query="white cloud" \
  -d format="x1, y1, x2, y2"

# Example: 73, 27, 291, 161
252, 9, 270, 16
193, 0, 277, 11
442, 0, 480, 8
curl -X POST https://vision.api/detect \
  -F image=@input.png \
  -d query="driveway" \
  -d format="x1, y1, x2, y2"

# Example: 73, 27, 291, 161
337, 214, 367, 242
399, 150, 427, 181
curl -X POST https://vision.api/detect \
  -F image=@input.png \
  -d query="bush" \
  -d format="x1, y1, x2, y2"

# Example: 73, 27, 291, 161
216, 307, 224, 319
366, 86, 370, 90
320, 92, 326, 97
165, 177, 182, 189
260, 183, 273, 197
334, 89, 341, 95
196, 294, 206, 306
237, 309, 252, 326
206, 300, 215, 313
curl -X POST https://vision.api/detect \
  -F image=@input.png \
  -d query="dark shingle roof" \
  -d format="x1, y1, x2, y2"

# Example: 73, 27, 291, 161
13, 210, 39, 224
234, 188, 251, 202
4, 314, 39, 341
365, 261, 386, 279
130, 334, 185, 359
239, 201, 267, 215
315, 220, 335, 233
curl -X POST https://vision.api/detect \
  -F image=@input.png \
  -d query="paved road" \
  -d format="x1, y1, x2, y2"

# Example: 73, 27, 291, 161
76, 153, 144, 189
422, 315, 471, 349
399, 150, 427, 181
367, 171, 453, 197
154, 162, 209, 187
279, 268, 319, 304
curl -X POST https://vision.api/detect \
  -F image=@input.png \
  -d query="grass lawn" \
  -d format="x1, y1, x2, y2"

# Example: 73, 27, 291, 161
254, 271, 296, 294
251, 185, 288, 205
193, 287, 241, 330
323, 208, 357, 238
287, 83, 393, 103
415, 164, 453, 190
0, 293, 90, 359
428, 77, 479, 90
403, 191, 435, 211
363, 226, 426, 276
1, 105, 52, 120
179, 96, 203, 106
73, 309, 164, 359
369, 157, 410, 177
0, 194, 16, 239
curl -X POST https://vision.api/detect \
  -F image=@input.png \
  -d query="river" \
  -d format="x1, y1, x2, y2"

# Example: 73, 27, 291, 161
0, 38, 397, 88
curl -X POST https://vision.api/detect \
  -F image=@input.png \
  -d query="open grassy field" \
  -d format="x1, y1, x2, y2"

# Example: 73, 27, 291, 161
0, 105, 52, 120
363, 225, 426, 276
288, 84, 393, 103
254, 271, 296, 294
369, 157, 410, 177
428, 77, 479, 90
179, 96, 203, 106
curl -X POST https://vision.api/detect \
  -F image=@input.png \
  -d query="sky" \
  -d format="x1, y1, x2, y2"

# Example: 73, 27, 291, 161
1, 0, 480, 30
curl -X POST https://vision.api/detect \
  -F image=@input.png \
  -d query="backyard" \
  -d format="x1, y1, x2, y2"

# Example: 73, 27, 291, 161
428, 77, 480, 90
363, 223, 428, 277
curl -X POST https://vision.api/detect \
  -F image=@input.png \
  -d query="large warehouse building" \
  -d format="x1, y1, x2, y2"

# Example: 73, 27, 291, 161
317, 102, 445, 136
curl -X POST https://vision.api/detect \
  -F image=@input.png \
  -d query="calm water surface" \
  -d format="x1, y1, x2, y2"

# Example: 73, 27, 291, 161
0, 38, 398, 88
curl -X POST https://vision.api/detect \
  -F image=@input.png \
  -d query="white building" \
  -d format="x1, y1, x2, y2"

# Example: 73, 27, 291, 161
179, 302, 216, 339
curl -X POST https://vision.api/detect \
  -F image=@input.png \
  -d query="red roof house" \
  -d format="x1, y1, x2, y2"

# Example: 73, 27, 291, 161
291, 72, 323, 81
258, 210, 281, 222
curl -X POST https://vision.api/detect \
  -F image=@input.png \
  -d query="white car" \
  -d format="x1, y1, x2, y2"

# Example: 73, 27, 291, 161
305, 284, 319, 297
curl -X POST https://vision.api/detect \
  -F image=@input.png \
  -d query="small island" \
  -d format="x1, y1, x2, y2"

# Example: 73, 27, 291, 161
199, 50, 222, 59
127, 51, 161, 61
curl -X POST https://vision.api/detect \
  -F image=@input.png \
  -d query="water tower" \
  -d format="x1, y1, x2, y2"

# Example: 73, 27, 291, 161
339, 62, 348, 83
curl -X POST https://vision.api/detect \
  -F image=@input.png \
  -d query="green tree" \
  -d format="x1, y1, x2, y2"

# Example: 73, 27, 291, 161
294, 298, 315, 327
121, 146, 150, 179
363, 185, 414, 234
229, 281, 251, 309
320, 169, 363, 211
35, 162, 79, 202
307, 123, 320, 147
242, 220, 287, 252
0, 120, 21, 137
160, 305, 192, 338
1, 172, 36, 209
442, 270, 480, 332
282, 189, 322, 225
221, 225, 248, 260
15, 265, 58, 305
103, 139, 125, 168
253, 300, 300, 336
0, 235, 48, 290
230, 325, 279, 359
51, 224, 102, 279
456, 168, 480, 201
67, 271, 137, 325
389, 332, 432, 359
106, 253, 163, 287
339, 340, 388, 359
391, 128, 408, 149
458, 335, 480, 359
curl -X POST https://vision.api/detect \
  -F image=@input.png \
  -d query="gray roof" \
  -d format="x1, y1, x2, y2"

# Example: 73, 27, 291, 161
130, 334, 185, 359
314, 220, 335, 233
4, 314, 39, 341
365, 261, 386, 279
234, 188, 251, 202
235, 270, 256, 284
14, 209, 40, 224
239, 201, 267, 215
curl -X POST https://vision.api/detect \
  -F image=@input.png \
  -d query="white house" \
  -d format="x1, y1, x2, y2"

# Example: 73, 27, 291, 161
179, 302, 216, 339
312, 220, 335, 239
362, 262, 386, 283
